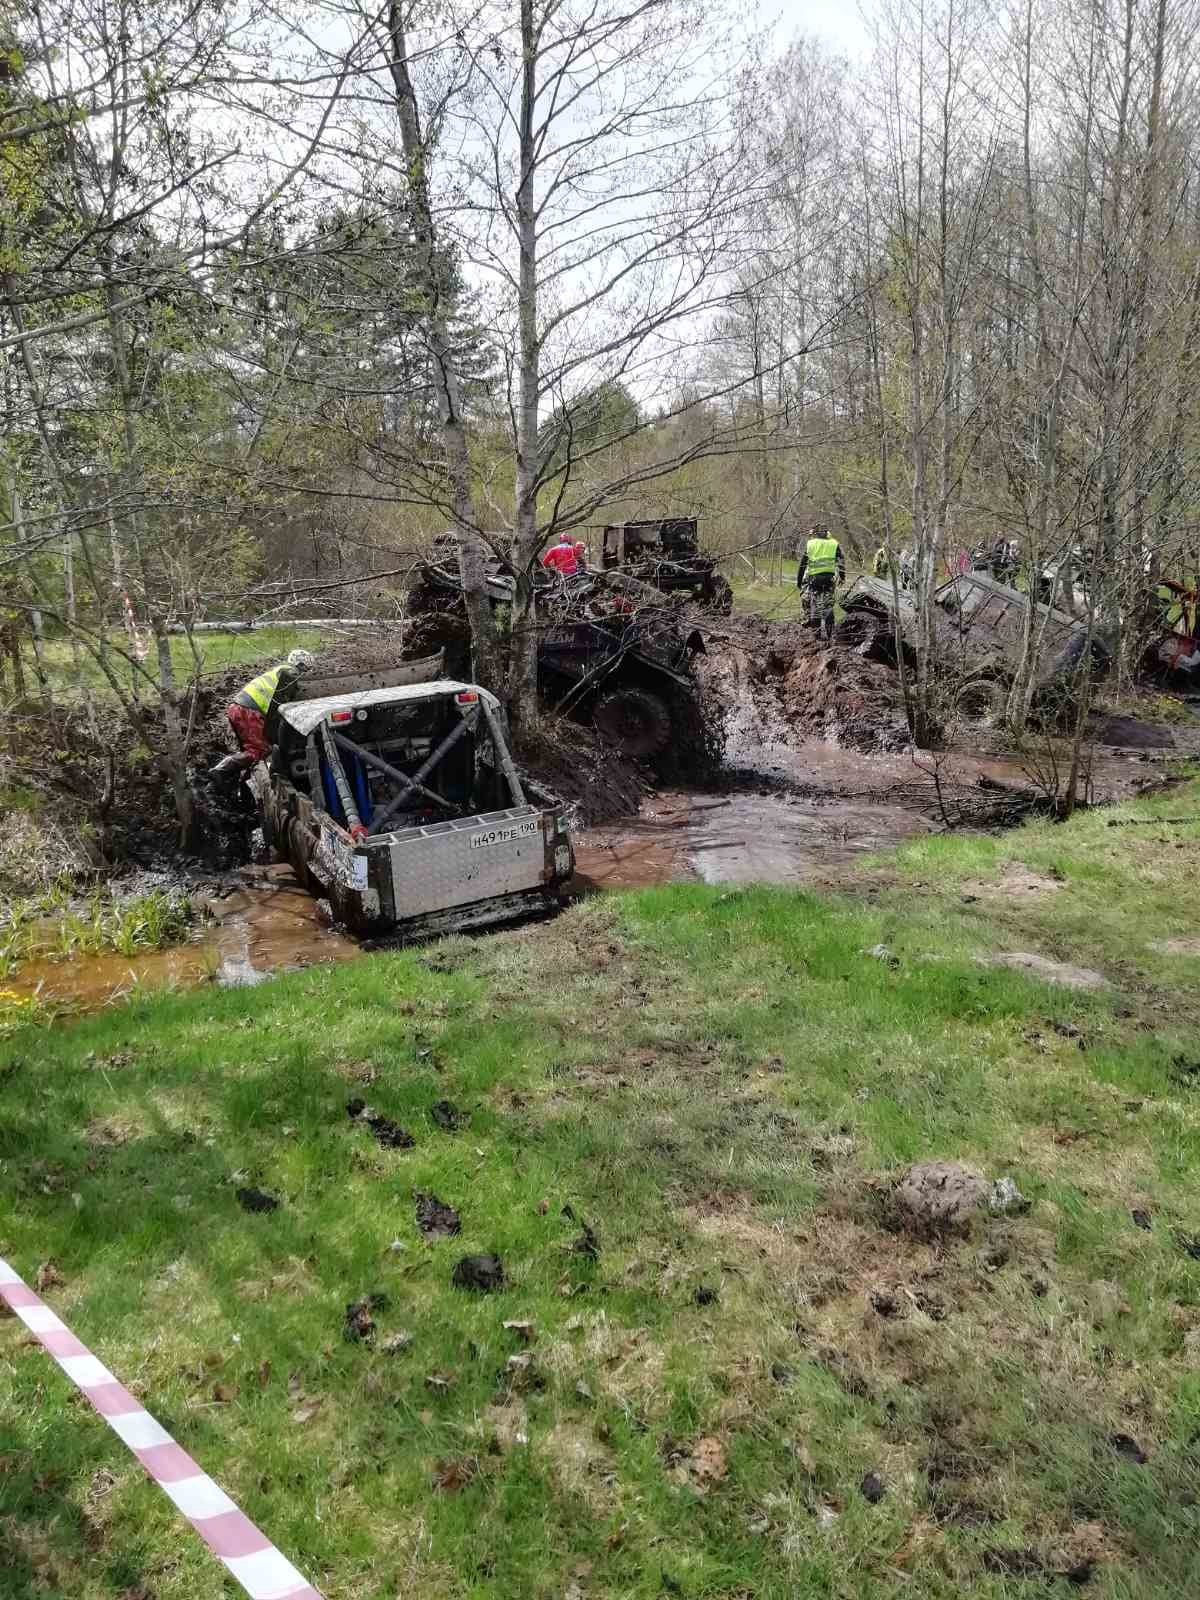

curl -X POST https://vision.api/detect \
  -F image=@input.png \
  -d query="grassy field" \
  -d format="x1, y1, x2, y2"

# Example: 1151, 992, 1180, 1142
3, 782, 1200, 1597
729, 557, 806, 618
14, 628, 328, 703
730, 558, 869, 621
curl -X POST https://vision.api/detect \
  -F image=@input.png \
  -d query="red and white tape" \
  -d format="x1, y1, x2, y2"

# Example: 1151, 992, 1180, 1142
0, 1257, 324, 1600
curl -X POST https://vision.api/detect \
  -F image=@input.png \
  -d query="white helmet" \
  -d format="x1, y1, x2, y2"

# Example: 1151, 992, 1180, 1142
288, 648, 316, 673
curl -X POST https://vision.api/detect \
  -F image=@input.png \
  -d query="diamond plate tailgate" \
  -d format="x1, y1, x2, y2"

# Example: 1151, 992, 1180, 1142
385, 806, 550, 918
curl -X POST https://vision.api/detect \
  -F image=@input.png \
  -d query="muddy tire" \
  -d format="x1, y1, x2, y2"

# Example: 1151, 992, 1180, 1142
837, 608, 896, 664
592, 687, 673, 759
954, 676, 1008, 729
258, 803, 286, 864
836, 611, 878, 651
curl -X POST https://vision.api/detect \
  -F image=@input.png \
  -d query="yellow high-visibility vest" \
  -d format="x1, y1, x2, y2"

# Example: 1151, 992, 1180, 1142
235, 665, 284, 714
806, 536, 840, 578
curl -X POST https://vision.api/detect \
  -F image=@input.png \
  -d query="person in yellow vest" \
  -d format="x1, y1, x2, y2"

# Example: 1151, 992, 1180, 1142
796, 526, 846, 641
213, 649, 316, 776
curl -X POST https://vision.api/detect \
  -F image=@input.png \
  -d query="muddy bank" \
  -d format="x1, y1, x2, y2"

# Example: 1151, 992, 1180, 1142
691, 612, 911, 764
515, 719, 653, 826
687, 608, 1197, 814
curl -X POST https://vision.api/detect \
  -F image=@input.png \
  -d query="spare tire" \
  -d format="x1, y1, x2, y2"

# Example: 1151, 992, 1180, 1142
954, 676, 1007, 729
593, 686, 673, 758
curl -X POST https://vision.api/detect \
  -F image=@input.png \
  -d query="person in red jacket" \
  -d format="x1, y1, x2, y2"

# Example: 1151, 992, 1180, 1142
542, 534, 578, 576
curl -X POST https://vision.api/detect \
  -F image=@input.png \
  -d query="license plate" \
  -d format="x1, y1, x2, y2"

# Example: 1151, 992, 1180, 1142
470, 819, 540, 850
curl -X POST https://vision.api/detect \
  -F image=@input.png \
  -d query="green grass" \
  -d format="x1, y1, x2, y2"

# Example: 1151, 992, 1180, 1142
730, 557, 805, 617
3, 785, 1200, 1597
0, 883, 194, 984
15, 627, 327, 704
731, 559, 866, 620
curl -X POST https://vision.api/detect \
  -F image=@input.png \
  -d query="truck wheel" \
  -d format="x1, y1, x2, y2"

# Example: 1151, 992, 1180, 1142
835, 611, 877, 651
954, 677, 1007, 729
593, 687, 673, 758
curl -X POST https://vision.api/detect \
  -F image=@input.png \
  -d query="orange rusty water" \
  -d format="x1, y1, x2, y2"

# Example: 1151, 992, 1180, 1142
8, 870, 358, 1013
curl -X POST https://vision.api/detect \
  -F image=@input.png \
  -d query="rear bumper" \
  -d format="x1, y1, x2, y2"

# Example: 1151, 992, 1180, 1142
360, 887, 563, 947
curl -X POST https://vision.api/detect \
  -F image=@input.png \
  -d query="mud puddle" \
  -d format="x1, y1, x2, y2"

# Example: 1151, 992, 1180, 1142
573, 783, 937, 891
9, 866, 357, 1011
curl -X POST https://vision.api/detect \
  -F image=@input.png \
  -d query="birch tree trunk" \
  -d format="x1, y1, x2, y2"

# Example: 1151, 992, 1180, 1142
385, 2, 499, 691
508, 0, 543, 732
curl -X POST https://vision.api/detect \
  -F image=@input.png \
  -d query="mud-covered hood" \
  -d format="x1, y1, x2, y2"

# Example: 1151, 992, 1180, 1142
279, 679, 502, 737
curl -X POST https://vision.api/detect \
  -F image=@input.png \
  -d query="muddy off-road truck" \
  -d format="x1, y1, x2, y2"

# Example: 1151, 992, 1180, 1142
598, 518, 733, 613
537, 592, 706, 759
409, 543, 706, 760
838, 570, 1109, 726
251, 657, 574, 939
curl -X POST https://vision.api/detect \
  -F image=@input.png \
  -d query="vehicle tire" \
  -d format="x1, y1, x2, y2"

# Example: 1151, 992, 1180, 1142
835, 610, 877, 651
836, 607, 896, 663
954, 676, 1007, 729
592, 686, 673, 758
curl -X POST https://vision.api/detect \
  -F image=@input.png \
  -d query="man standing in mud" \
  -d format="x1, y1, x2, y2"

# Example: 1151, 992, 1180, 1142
796, 525, 845, 642
211, 649, 316, 778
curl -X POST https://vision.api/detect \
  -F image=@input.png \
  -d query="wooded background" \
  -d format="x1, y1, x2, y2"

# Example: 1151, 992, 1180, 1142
4, 0, 1199, 809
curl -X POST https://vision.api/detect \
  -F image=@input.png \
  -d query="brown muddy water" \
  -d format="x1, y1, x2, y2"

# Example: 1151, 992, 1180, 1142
572, 788, 936, 890
8, 867, 357, 1012
7, 730, 1186, 1014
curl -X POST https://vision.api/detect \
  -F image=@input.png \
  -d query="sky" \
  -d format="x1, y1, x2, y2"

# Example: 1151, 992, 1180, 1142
770, 0, 873, 59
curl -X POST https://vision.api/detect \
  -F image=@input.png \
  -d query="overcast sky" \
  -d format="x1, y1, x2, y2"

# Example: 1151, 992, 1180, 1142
770, 0, 872, 58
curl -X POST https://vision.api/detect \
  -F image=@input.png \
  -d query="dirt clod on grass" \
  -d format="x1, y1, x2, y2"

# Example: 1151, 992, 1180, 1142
432, 1456, 479, 1493
563, 1204, 600, 1259
343, 1292, 390, 1343
664, 1433, 728, 1491
980, 951, 1108, 990
415, 1192, 462, 1237
860, 1471, 886, 1504
1108, 1432, 1149, 1464
893, 1161, 989, 1236
452, 1254, 505, 1292
430, 1099, 466, 1132
34, 1260, 64, 1292
346, 1098, 415, 1150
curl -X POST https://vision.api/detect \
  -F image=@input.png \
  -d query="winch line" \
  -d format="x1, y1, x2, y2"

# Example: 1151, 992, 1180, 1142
0, 1256, 324, 1600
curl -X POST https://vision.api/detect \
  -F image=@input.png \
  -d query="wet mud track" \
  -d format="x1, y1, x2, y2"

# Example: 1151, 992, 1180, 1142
573, 726, 1191, 891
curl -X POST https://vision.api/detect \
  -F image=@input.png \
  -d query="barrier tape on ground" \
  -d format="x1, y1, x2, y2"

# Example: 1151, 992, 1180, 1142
0, 1257, 324, 1600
